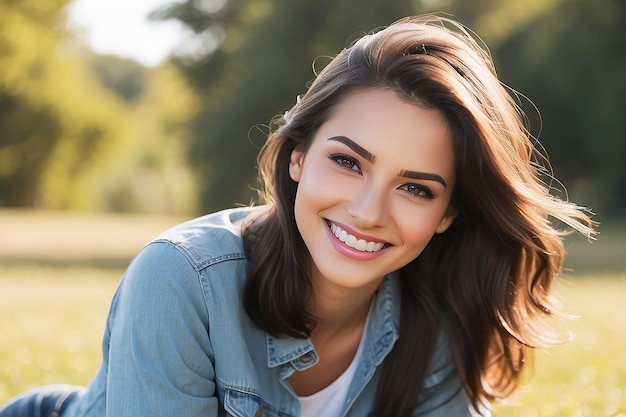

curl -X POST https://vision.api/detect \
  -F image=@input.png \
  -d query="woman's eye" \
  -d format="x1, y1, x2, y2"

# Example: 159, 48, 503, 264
400, 183, 435, 199
330, 153, 361, 173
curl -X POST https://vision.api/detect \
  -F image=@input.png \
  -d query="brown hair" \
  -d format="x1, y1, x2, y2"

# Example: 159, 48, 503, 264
243, 14, 594, 416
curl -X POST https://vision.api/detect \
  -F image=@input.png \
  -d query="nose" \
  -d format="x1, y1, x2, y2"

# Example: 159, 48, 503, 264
346, 181, 387, 229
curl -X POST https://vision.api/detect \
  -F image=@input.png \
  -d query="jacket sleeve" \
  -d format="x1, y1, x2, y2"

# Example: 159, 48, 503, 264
104, 241, 218, 416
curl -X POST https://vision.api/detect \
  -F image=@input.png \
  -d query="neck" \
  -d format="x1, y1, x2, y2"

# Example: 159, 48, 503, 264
307, 275, 381, 344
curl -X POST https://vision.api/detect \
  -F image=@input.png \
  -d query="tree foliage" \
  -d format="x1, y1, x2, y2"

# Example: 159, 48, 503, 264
495, 0, 626, 215
85, 52, 149, 102
0, 0, 128, 208
0, 0, 199, 214
92, 63, 200, 214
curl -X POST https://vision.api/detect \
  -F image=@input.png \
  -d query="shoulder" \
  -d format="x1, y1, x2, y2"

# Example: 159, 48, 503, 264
147, 206, 265, 272
110, 206, 267, 323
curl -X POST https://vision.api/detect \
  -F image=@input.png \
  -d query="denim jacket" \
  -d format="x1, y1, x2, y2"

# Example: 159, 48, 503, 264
63, 206, 486, 417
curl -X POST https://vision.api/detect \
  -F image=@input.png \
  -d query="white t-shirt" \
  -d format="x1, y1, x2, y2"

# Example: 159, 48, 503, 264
298, 308, 370, 417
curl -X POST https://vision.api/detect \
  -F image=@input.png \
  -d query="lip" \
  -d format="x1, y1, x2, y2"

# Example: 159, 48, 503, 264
324, 220, 390, 261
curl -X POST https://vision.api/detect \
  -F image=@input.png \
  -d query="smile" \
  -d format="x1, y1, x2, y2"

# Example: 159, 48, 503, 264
329, 223, 386, 252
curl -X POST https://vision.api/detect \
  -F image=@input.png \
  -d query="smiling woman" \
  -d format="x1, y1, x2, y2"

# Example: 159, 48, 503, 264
0, 14, 594, 417
287, 89, 456, 292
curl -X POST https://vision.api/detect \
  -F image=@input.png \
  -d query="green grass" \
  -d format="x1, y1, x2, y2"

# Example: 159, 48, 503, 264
493, 273, 626, 417
0, 266, 120, 401
1, 209, 625, 415
0, 209, 182, 401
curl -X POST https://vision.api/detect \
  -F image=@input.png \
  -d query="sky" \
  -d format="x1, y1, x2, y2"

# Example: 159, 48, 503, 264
66, 0, 187, 67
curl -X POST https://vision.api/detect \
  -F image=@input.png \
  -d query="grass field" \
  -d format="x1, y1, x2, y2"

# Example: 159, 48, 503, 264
1, 210, 625, 416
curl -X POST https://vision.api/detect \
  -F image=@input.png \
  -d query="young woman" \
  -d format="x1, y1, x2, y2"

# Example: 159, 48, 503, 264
1, 14, 594, 417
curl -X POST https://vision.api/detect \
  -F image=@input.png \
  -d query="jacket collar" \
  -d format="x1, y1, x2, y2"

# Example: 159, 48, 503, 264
264, 273, 400, 369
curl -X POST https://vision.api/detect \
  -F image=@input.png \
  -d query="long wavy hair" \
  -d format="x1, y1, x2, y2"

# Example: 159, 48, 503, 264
243, 14, 594, 416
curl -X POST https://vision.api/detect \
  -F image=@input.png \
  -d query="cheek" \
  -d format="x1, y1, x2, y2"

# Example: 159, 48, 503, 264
393, 202, 450, 246
299, 165, 355, 203
293, 167, 336, 225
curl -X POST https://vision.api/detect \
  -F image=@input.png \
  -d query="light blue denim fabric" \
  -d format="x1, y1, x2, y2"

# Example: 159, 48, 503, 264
0, 385, 81, 417
57, 207, 486, 416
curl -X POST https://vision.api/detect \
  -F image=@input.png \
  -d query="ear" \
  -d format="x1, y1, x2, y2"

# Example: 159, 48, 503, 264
289, 147, 305, 182
435, 207, 457, 234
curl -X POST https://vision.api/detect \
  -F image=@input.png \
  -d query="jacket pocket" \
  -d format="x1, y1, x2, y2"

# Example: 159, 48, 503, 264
220, 386, 263, 417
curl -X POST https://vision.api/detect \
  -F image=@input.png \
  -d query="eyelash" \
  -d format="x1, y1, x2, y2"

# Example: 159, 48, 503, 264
399, 183, 435, 199
328, 153, 436, 200
329, 152, 361, 173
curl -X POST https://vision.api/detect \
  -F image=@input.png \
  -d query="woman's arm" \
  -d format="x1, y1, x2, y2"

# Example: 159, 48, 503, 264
105, 241, 218, 416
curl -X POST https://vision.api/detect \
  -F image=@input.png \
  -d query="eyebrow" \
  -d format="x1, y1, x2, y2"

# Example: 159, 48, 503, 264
327, 136, 376, 163
398, 170, 447, 188
327, 135, 447, 188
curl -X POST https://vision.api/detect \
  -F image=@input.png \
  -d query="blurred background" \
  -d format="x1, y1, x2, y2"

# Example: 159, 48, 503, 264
0, 0, 624, 217
0, 0, 625, 415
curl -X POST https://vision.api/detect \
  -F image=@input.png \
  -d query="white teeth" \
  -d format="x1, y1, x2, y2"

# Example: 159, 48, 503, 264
330, 223, 385, 252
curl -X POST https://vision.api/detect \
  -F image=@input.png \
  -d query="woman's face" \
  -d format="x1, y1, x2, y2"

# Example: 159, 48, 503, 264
289, 88, 456, 293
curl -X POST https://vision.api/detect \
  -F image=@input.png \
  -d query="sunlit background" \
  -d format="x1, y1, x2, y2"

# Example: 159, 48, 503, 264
1, 0, 625, 415
66, 0, 185, 67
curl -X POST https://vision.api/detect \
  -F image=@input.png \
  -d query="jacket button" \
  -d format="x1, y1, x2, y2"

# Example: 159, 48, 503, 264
255, 408, 263, 417
300, 352, 314, 363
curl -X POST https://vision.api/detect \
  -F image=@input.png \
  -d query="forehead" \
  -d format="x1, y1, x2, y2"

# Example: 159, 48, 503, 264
314, 88, 455, 180
327, 87, 446, 130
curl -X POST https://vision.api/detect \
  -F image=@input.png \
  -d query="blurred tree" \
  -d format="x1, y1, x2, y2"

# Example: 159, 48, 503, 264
85, 52, 150, 102
32, 60, 129, 210
0, 0, 128, 208
92, 63, 200, 215
0, 0, 69, 206
495, 0, 626, 215
0, 0, 202, 215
